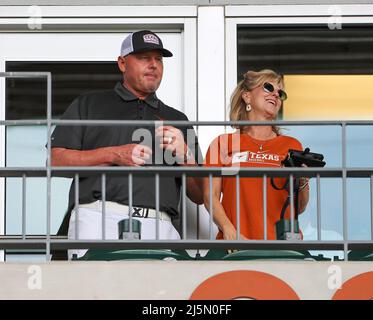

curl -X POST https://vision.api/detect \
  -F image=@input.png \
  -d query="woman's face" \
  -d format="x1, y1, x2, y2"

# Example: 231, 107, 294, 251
243, 81, 284, 119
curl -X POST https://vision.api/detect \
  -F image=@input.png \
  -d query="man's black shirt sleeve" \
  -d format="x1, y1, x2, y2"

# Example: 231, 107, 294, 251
51, 97, 84, 150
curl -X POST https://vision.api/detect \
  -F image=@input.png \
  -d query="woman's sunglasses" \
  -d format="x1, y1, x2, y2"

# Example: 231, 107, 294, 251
263, 82, 287, 101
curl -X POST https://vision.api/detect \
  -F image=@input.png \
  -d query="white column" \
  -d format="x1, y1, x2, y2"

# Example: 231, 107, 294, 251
197, 6, 226, 155
182, 17, 197, 121
225, 18, 238, 122
0, 57, 5, 261
193, 6, 225, 240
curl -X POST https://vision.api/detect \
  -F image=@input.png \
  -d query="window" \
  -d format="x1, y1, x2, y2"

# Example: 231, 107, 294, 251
237, 25, 373, 244
5, 62, 121, 239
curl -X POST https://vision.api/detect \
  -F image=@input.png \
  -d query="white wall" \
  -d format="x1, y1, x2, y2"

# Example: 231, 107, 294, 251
0, 0, 371, 5
0, 261, 372, 299
1, 3, 373, 258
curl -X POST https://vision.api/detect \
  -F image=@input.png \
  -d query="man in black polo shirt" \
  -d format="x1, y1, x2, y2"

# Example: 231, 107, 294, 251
51, 30, 203, 259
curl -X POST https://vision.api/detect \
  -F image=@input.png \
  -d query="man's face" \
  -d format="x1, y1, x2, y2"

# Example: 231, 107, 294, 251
118, 50, 164, 99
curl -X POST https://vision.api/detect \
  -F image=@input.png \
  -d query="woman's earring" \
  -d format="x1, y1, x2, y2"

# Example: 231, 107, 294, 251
246, 103, 252, 112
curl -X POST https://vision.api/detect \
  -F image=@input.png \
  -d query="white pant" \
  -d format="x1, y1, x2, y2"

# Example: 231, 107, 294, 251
67, 205, 180, 259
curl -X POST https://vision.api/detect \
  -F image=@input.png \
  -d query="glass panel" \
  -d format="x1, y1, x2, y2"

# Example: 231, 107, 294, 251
237, 26, 373, 75
5, 61, 120, 236
6, 61, 121, 119
237, 25, 373, 249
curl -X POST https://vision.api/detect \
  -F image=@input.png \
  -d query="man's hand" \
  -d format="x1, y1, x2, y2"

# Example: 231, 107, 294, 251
155, 126, 192, 164
112, 144, 152, 166
155, 125, 203, 203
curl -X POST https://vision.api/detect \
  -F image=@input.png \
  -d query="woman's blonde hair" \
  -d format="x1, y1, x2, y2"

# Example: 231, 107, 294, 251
229, 69, 284, 134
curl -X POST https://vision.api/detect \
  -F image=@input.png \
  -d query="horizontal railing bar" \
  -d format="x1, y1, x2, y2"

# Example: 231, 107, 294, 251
0, 120, 48, 126
2, 236, 370, 245
2, 119, 373, 127
5, 250, 47, 254
0, 168, 48, 177
0, 242, 47, 249
50, 120, 373, 126
0, 72, 51, 78
0, 240, 372, 251
348, 243, 373, 250
1, 235, 67, 239
1, 167, 373, 178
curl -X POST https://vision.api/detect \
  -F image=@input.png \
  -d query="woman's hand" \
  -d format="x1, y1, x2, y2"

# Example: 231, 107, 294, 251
298, 164, 310, 213
222, 224, 249, 240
299, 164, 310, 191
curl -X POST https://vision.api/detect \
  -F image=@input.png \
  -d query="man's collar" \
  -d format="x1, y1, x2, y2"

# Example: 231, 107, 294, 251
114, 82, 159, 109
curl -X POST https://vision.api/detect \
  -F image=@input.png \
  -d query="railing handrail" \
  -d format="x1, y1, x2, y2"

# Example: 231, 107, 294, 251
2, 119, 373, 126
1, 238, 372, 251
1, 166, 373, 178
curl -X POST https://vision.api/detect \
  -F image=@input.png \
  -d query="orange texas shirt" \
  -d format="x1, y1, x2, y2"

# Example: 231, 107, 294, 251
204, 133, 303, 240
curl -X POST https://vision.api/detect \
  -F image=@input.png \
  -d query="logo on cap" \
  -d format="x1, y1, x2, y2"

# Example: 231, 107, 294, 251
143, 34, 159, 45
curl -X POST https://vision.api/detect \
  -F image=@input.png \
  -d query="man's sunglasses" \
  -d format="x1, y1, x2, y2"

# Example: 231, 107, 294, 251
263, 82, 287, 101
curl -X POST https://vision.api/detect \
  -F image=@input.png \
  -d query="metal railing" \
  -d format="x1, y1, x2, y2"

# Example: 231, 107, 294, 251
1, 72, 373, 262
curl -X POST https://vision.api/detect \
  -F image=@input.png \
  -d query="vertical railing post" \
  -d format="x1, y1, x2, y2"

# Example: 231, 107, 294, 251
155, 173, 160, 240
342, 122, 348, 261
182, 173, 187, 240
101, 173, 106, 240
74, 174, 80, 240
236, 174, 240, 240
289, 174, 295, 236
263, 174, 267, 240
128, 173, 133, 236
22, 174, 27, 240
371, 174, 373, 241
46, 72, 52, 261
209, 174, 213, 240
316, 174, 321, 241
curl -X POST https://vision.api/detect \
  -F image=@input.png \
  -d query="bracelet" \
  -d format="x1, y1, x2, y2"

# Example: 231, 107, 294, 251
183, 148, 193, 163
299, 181, 309, 191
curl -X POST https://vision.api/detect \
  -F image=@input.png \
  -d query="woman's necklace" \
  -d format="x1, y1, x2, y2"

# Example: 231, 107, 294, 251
251, 138, 265, 151
247, 133, 277, 151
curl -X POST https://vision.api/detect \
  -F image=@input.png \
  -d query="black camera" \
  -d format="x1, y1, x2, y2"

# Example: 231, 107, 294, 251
274, 147, 326, 241
282, 148, 326, 168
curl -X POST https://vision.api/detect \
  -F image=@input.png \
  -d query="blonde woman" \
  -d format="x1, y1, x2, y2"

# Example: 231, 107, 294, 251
204, 69, 309, 240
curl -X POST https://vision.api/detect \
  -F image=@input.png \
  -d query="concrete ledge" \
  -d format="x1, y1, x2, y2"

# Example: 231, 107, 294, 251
0, 260, 372, 299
